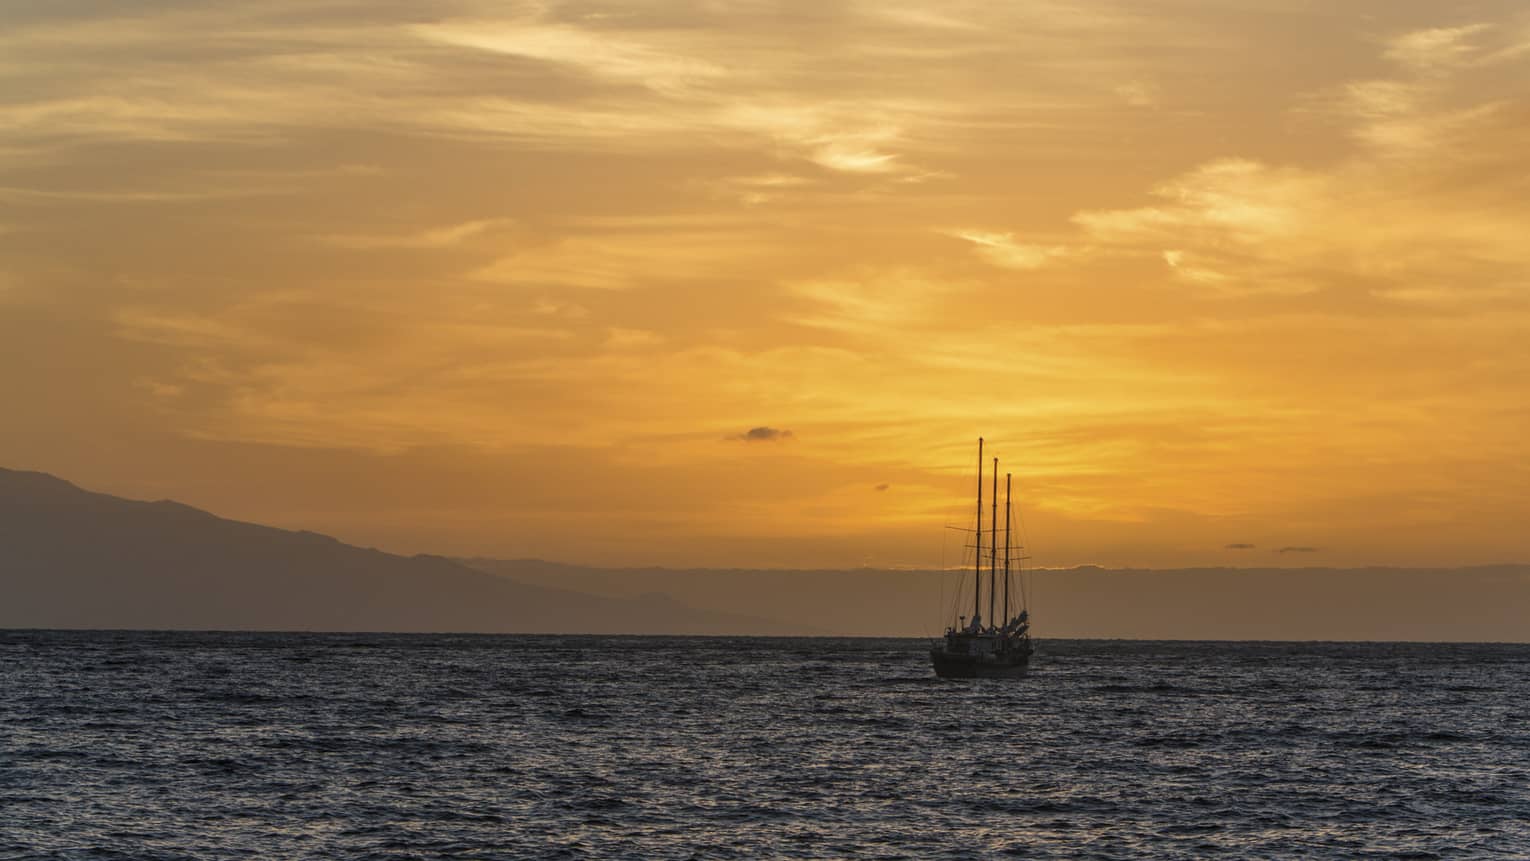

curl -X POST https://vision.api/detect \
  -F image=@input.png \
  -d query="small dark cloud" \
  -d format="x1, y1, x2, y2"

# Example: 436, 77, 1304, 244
730, 426, 794, 442
1224, 543, 1256, 550
874, 483, 890, 492
1276, 546, 1319, 554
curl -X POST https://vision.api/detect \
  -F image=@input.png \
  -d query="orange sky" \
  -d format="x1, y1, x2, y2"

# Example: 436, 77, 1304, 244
2, 1, 1528, 568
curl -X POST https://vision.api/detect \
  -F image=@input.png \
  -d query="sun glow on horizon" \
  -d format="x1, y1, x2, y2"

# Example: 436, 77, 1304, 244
2, 0, 1528, 568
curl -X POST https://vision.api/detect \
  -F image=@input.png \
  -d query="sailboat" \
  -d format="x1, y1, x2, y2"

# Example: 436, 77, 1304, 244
930, 437, 1034, 678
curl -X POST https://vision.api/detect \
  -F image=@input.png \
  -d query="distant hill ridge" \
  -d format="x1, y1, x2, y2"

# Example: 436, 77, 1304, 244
4, 467, 1527, 640
0, 467, 791, 634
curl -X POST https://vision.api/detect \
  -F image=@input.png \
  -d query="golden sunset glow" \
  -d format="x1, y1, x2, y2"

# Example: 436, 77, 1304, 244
3, 2, 1528, 568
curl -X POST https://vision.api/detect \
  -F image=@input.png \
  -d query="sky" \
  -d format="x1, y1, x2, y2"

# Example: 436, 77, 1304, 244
2, 0, 1528, 569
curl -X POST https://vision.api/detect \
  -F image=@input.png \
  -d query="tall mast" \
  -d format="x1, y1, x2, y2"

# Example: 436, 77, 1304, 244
1004, 473, 1012, 628
989, 457, 998, 630
974, 438, 983, 623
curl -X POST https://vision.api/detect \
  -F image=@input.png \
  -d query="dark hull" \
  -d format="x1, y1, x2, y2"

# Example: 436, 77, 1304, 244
930, 647, 1030, 679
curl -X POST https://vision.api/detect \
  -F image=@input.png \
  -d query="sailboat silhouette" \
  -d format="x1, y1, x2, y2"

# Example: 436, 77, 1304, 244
930, 438, 1034, 678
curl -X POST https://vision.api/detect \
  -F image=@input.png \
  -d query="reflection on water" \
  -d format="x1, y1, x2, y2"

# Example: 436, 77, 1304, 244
2, 632, 1528, 858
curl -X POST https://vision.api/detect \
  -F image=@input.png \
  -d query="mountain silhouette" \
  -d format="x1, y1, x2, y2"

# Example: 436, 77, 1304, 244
0, 468, 790, 634
6, 466, 1526, 640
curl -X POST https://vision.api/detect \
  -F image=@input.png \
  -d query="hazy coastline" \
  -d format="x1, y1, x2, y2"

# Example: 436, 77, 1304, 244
5, 467, 1526, 641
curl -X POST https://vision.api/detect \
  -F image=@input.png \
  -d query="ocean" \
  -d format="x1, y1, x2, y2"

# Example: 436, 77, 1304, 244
2, 632, 1527, 859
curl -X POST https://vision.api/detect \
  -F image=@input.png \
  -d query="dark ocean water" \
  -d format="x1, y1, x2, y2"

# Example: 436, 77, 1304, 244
2, 633, 1528, 860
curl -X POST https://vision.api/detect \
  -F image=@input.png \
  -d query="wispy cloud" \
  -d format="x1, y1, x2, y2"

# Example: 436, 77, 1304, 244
1383, 24, 1489, 70
414, 21, 728, 96
947, 230, 1072, 270
7, 2, 1530, 568
605, 328, 664, 349
321, 219, 514, 250
472, 228, 771, 290
786, 269, 959, 334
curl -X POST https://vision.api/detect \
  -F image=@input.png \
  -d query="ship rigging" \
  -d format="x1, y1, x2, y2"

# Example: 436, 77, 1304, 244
930, 437, 1034, 678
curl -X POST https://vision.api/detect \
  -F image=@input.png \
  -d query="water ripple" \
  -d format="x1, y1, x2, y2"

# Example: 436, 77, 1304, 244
1, 633, 1528, 859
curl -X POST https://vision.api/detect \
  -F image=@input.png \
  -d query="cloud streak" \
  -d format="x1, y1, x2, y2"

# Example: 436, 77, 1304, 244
4, 2, 1530, 568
